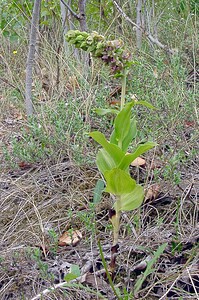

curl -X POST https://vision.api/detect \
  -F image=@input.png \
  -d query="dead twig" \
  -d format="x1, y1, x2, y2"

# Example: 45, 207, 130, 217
60, 0, 80, 20
113, 1, 175, 55
30, 270, 108, 300
0, 77, 23, 95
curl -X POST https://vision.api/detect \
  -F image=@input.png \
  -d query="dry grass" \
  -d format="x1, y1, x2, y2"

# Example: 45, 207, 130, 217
0, 156, 198, 299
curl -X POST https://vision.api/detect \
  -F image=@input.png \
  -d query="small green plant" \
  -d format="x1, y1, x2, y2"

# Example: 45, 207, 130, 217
28, 247, 53, 280
134, 243, 167, 295
48, 229, 59, 255
66, 30, 156, 274
64, 264, 81, 282
76, 207, 95, 233
3, 99, 89, 166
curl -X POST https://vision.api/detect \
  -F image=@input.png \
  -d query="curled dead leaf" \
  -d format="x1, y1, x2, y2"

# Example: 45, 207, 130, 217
145, 184, 160, 201
79, 272, 110, 293
131, 94, 138, 101
131, 255, 151, 272
58, 230, 82, 246
131, 157, 146, 167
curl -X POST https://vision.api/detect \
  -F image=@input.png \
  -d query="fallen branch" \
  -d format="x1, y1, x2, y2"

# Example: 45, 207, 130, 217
30, 269, 106, 300
113, 1, 175, 55
31, 280, 77, 300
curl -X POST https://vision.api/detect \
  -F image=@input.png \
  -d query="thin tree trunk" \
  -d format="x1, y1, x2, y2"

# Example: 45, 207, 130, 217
113, 0, 174, 55
67, 0, 80, 60
136, 0, 142, 49
78, 0, 89, 66
78, 0, 88, 31
25, 0, 41, 116
60, 0, 68, 51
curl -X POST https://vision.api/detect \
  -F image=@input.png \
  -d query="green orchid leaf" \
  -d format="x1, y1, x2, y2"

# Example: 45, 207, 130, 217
114, 102, 134, 149
110, 117, 137, 151
93, 179, 105, 205
104, 168, 136, 195
96, 149, 119, 175
119, 142, 157, 170
135, 101, 157, 110
118, 184, 144, 211
89, 131, 125, 163
110, 129, 117, 145
95, 108, 119, 116
122, 117, 137, 152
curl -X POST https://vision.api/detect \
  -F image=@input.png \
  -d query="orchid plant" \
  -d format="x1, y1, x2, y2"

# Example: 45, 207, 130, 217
66, 30, 156, 273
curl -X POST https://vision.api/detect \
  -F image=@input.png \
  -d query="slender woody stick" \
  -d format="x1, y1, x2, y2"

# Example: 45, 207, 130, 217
25, 0, 41, 116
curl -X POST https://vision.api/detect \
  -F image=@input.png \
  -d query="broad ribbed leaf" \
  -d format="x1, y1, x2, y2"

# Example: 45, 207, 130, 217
118, 142, 157, 170
90, 131, 125, 163
104, 168, 136, 195
96, 149, 117, 175
114, 102, 133, 149
122, 117, 137, 152
118, 185, 144, 211
110, 117, 137, 151
110, 129, 117, 145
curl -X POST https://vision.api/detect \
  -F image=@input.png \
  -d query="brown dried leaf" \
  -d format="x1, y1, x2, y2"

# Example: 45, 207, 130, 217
145, 184, 160, 201
131, 157, 146, 167
58, 230, 82, 246
18, 161, 33, 170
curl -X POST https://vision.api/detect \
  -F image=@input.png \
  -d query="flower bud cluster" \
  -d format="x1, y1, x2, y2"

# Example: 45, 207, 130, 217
66, 30, 132, 76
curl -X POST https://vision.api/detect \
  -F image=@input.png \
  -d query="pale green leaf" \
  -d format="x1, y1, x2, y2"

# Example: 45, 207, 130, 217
70, 264, 81, 276
114, 102, 134, 149
110, 117, 137, 151
64, 264, 81, 282
96, 149, 118, 175
89, 131, 125, 164
110, 129, 117, 145
122, 117, 137, 152
135, 100, 157, 110
104, 168, 136, 195
119, 185, 144, 211
119, 142, 157, 170
95, 108, 118, 116
64, 273, 78, 282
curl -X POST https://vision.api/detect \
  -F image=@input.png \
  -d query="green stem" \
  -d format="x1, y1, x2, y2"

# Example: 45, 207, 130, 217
98, 240, 121, 300
120, 69, 127, 111
113, 199, 121, 246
